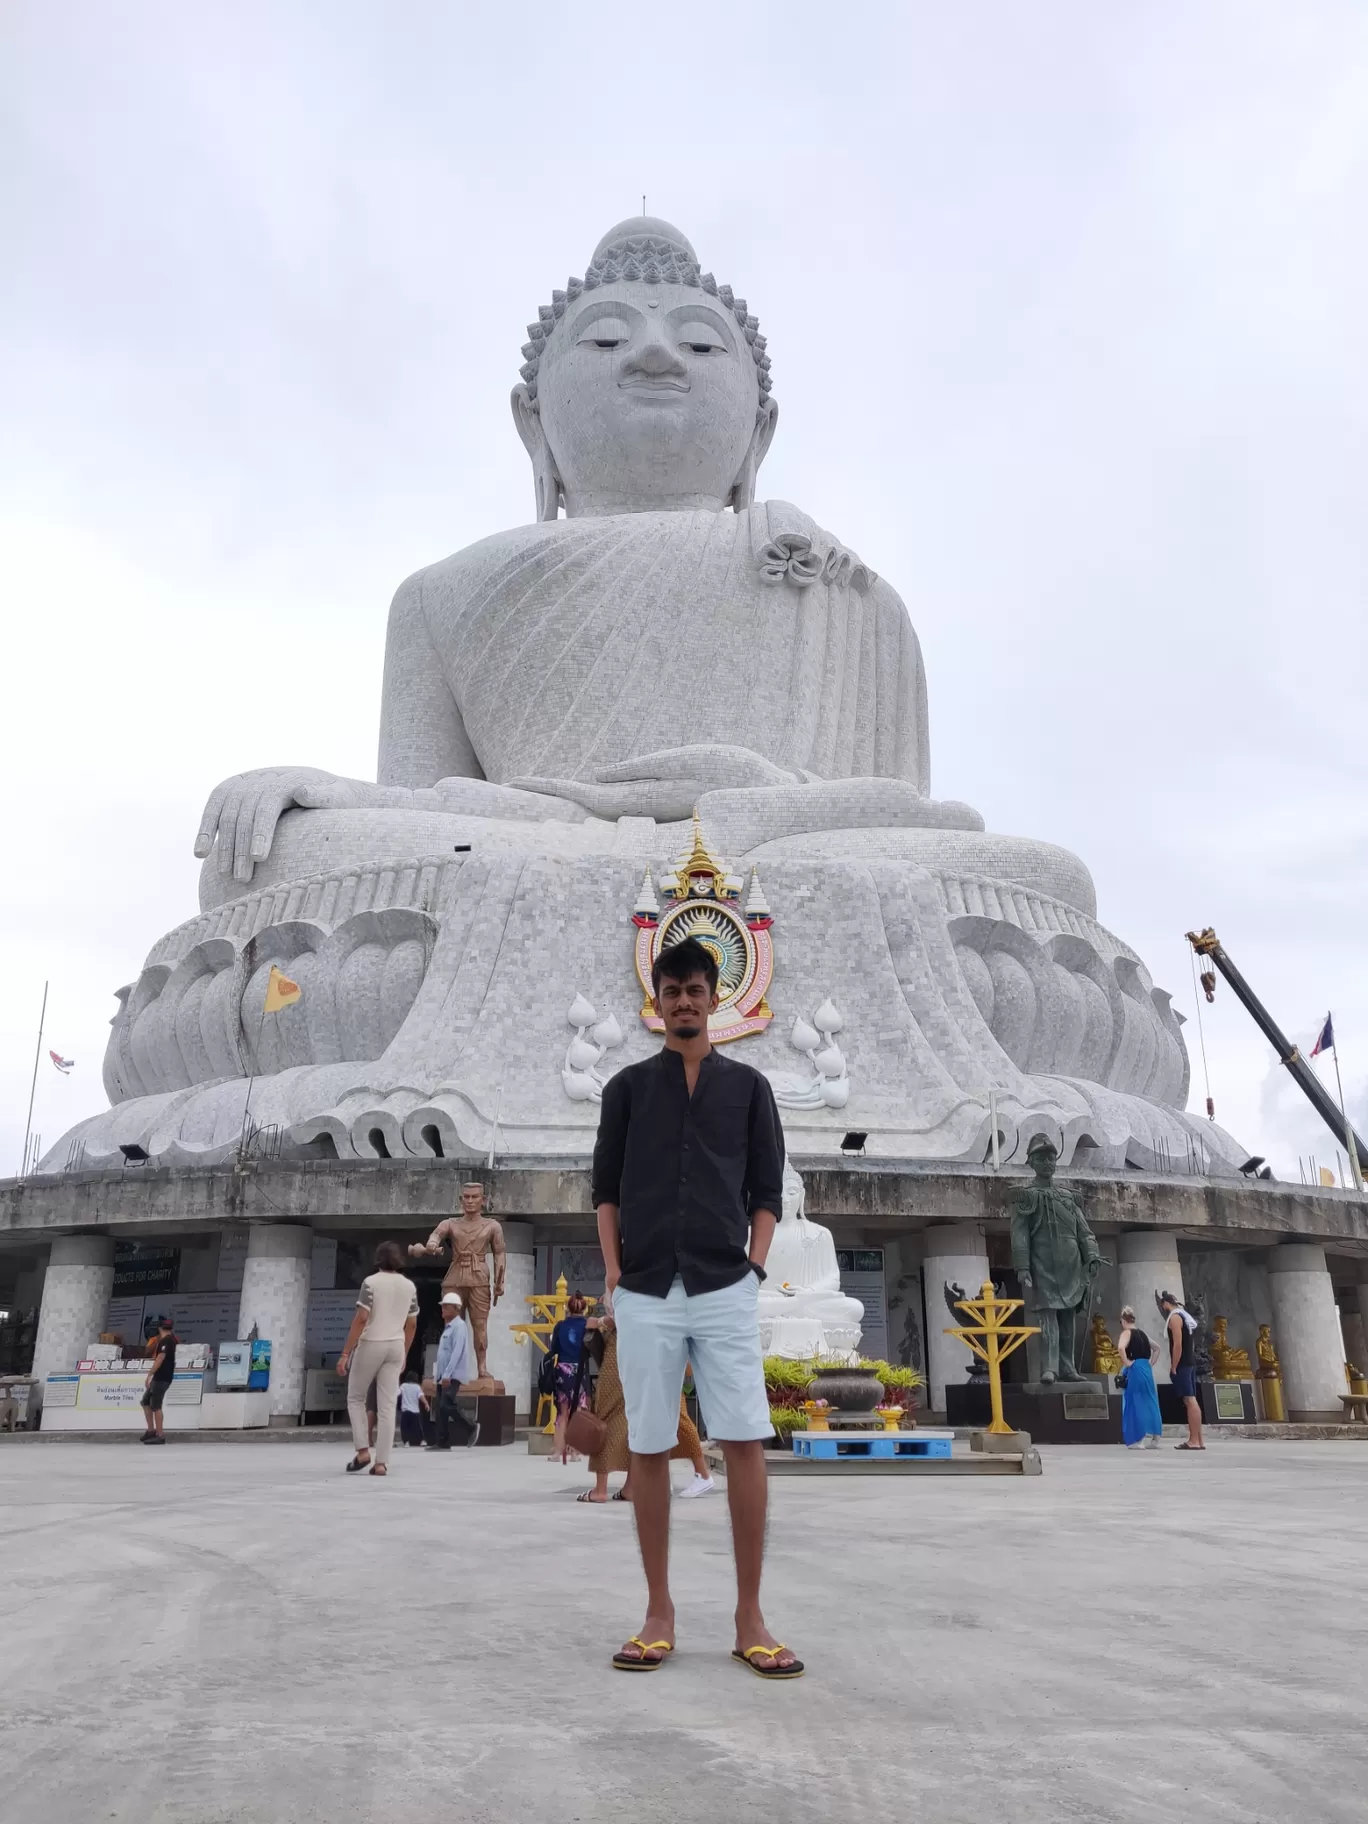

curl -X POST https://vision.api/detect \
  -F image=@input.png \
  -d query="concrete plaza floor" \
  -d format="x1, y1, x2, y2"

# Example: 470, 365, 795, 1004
1, 1436, 1365, 1824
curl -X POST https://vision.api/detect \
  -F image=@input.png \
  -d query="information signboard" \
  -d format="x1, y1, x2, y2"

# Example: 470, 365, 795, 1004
836, 1248, 888, 1360
216, 1341, 251, 1389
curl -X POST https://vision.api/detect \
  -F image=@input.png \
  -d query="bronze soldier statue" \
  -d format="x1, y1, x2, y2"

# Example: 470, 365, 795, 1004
1009, 1135, 1101, 1384
410, 1183, 506, 1387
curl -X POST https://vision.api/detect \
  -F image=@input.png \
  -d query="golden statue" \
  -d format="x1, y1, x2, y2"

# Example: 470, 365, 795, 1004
1210, 1316, 1253, 1380
1255, 1324, 1286, 1420
1089, 1315, 1124, 1376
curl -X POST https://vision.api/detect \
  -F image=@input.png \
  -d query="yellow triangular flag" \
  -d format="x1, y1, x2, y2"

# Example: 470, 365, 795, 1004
1319, 1166, 1335, 1188
263, 964, 302, 1013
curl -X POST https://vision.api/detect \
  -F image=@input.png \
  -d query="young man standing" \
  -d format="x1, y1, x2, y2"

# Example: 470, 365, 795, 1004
428, 1291, 479, 1449
140, 1316, 177, 1444
593, 937, 801, 1679
1161, 1291, 1205, 1450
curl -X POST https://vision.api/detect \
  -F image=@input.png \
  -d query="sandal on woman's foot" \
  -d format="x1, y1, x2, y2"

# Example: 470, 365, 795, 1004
612, 1637, 673, 1672
576, 1490, 608, 1503
732, 1644, 804, 1680
345, 1455, 370, 1472
1174, 1443, 1205, 1450
369, 1463, 388, 1476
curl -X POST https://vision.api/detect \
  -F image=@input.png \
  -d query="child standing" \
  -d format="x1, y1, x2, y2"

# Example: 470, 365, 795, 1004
397, 1371, 429, 1446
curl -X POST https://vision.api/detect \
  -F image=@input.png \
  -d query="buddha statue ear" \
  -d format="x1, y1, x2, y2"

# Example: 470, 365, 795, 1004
511, 384, 563, 522
728, 395, 779, 514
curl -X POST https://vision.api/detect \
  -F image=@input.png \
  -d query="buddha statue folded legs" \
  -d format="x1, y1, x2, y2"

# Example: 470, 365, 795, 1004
45, 218, 1247, 1178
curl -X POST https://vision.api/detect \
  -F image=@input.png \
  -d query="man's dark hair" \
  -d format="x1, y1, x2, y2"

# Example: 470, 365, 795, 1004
374, 1240, 406, 1273
651, 936, 719, 998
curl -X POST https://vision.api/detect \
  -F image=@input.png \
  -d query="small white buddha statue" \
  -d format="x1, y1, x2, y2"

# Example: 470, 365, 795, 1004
757, 1163, 865, 1361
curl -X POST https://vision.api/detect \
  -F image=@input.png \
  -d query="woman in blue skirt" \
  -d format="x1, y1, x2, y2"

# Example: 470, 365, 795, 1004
1117, 1306, 1163, 1448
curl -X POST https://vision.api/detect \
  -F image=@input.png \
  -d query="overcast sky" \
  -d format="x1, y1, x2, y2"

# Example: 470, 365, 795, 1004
3, 3, 1365, 1182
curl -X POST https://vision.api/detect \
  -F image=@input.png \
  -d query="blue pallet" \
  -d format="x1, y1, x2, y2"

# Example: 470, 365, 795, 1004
792, 1433, 953, 1460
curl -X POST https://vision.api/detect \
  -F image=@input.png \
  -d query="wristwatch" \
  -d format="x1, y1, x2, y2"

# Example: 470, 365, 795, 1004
747, 1259, 767, 1283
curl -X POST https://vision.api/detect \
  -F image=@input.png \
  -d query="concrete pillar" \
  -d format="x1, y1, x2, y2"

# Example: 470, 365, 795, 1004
486, 1221, 534, 1418
237, 1225, 311, 1423
31, 1236, 114, 1415
1267, 1244, 1347, 1419
922, 1222, 989, 1411
1118, 1231, 1184, 1385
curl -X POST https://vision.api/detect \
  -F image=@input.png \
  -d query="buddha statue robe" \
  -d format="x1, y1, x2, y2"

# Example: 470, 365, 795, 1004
379, 501, 958, 819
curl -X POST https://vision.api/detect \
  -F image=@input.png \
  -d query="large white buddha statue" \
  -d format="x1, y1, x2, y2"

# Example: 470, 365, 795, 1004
757, 1165, 865, 1362
49, 217, 1247, 1177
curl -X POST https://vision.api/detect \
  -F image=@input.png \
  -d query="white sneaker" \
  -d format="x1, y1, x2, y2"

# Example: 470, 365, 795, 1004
1144, 1436, 1160, 1449
677, 1473, 716, 1498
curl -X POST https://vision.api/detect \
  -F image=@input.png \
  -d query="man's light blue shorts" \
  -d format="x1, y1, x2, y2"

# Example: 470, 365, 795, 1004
613, 1273, 771, 1454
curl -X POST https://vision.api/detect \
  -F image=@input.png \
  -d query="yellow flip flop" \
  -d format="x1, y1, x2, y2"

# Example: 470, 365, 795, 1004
612, 1636, 674, 1672
732, 1643, 804, 1680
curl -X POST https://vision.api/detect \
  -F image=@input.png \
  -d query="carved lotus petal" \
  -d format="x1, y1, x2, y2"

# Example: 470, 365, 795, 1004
790, 1017, 821, 1054
820, 1077, 851, 1109
567, 994, 597, 1028
561, 1069, 599, 1102
814, 1043, 845, 1078
813, 998, 843, 1033
592, 1014, 624, 1050
566, 1037, 600, 1072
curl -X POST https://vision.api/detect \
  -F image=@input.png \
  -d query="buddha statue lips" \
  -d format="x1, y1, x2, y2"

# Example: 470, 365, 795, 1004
52, 215, 1253, 1179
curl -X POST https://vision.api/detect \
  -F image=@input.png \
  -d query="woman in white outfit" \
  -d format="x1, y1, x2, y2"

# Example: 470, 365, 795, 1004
337, 1241, 419, 1476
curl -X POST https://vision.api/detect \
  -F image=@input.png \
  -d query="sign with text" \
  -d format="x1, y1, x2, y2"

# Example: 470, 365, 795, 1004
836, 1247, 887, 1361
75, 1373, 203, 1410
112, 1243, 180, 1297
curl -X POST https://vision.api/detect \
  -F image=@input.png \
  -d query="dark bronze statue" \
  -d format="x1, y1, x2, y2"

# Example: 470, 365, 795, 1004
1009, 1135, 1101, 1384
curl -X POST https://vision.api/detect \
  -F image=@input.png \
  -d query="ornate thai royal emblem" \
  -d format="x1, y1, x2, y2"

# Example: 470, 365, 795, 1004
632, 816, 774, 1045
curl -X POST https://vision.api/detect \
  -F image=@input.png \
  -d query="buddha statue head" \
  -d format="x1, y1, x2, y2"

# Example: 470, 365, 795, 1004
511, 216, 778, 521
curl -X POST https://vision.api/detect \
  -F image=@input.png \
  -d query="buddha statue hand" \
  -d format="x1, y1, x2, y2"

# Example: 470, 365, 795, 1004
195, 767, 380, 883
509, 744, 804, 823
196, 766, 593, 884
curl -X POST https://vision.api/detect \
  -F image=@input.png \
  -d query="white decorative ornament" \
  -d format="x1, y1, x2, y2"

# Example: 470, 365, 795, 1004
561, 994, 625, 1102
767, 998, 852, 1110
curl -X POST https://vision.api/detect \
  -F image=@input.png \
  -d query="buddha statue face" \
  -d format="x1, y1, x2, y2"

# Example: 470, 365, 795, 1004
511, 218, 778, 520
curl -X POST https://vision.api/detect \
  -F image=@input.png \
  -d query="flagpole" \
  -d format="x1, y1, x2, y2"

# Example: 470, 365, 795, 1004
1328, 1020, 1364, 1192
21, 980, 48, 1178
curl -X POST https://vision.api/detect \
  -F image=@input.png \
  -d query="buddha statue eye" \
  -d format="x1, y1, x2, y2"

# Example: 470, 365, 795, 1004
676, 319, 729, 357
577, 315, 631, 352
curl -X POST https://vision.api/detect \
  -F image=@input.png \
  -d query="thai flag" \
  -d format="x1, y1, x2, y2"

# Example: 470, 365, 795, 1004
49, 1050, 74, 1074
1310, 1014, 1334, 1059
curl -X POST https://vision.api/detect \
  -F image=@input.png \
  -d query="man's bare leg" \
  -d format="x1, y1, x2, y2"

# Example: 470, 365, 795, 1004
722, 1439, 797, 1671
1185, 1395, 1204, 1448
618, 1448, 674, 1663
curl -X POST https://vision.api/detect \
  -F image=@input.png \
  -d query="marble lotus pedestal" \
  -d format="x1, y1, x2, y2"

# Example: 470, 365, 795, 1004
45, 214, 1247, 1181
756, 1165, 864, 1360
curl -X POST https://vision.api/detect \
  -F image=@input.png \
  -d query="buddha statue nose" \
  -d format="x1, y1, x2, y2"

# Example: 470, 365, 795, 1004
622, 332, 687, 381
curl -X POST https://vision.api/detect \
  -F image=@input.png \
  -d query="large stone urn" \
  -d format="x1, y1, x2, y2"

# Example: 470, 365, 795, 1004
808, 1364, 885, 1426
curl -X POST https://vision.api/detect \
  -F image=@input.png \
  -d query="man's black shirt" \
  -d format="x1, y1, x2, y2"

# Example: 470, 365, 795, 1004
149, 1333, 177, 1383
592, 1047, 786, 1298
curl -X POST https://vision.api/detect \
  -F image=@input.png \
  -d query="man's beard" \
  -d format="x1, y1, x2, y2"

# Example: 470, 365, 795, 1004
671, 1021, 703, 1040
